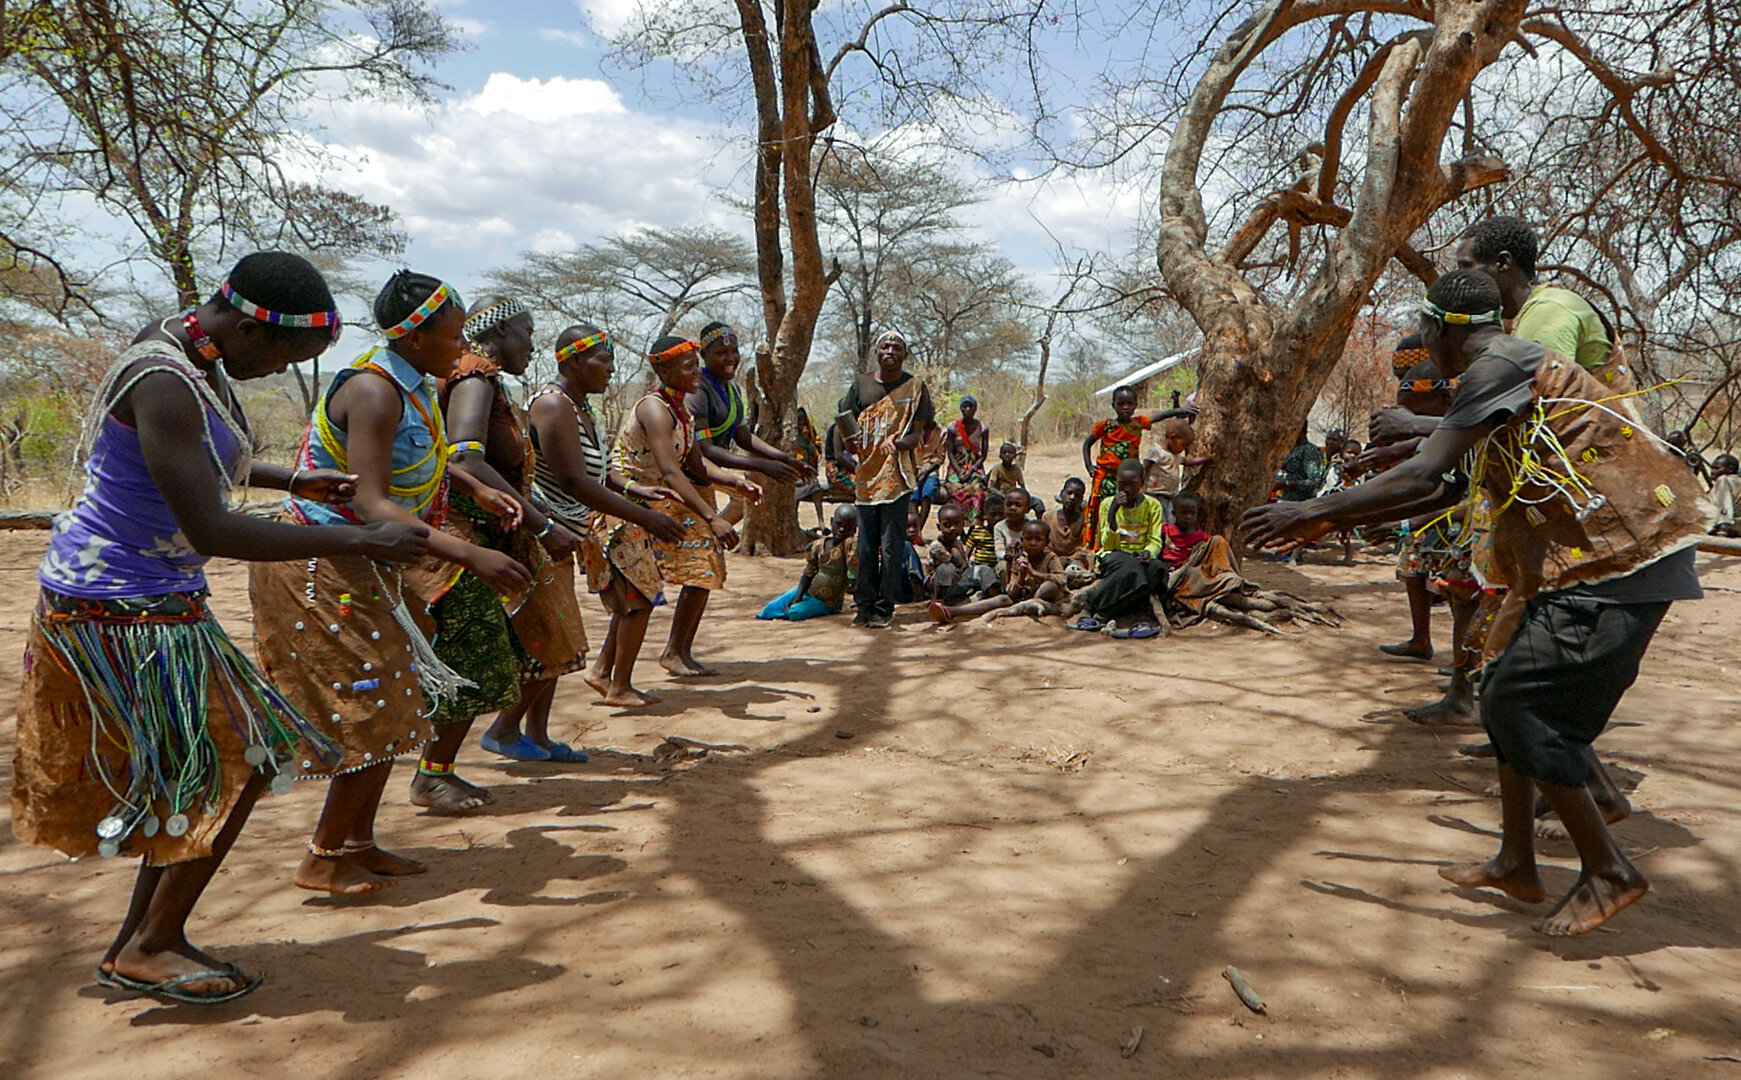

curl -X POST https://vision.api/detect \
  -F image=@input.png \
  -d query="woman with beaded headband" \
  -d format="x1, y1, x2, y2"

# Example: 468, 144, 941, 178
584, 334, 760, 706
15, 252, 429, 1004
525, 324, 688, 707
677, 320, 808, 674
1246, 269, 1706, 937
442, 295, 589, 763
250, 270, 532, 896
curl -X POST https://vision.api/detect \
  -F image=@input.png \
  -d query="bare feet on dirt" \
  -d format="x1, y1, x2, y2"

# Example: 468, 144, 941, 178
1439, 858, 1548, 904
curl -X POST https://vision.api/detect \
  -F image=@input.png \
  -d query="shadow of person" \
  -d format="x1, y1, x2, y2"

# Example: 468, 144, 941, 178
301, 825, 631, 910
113, 917, 562, 1025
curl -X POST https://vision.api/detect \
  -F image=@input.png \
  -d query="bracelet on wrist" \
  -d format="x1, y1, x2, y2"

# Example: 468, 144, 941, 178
536, 519, 554, 539
288, 468, 304, 494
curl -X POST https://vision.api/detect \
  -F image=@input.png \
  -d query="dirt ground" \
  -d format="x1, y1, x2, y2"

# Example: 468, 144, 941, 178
2, 447, 1740, 1079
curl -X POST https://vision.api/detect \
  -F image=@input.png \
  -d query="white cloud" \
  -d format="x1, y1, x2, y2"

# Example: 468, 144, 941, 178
576, 0, 640, 38
310, 72, 740, 284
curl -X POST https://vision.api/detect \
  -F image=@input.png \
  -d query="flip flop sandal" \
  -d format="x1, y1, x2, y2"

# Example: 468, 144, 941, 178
544, 742, 590, 764
927, 600, 955, 624
479, 733, 552, 762
1124, 622, 1162, 640
1070, 616, 1104, 632
99, 963, 262, 1005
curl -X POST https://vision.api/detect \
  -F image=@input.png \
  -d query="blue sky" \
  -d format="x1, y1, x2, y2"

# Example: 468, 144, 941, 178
298, 0, 1161, 324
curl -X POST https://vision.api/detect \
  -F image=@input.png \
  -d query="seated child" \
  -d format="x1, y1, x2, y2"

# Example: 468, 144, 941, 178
1710, 453, 1741, 537
992, 487, 1035, 570
1043, 477, 1094, 575
902, 504, 927, 601
966, 490, 1002, 566
1161, 492, 1212, 568
926, 503, 998, 600
988, 442, 1025, 495
760, 505, 859, 621
1069, 458, 1168, 637
931, 519, 1068, 623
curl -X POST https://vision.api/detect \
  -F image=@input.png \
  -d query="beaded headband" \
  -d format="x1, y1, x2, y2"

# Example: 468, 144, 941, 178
1420, 298, 1500, 326
463, 297, 527, 341
556, 331, 611, 363
383, 282, 455, 339
220, 281, 342, 339
699, 325, 736, 348
650, 339, 700, 364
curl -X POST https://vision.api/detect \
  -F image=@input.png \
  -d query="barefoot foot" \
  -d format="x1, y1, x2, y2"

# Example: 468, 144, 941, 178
1404, 694, 1478, 727
582, 670, 612, 698
408, 772, 494, 814
1534, 798, 1631, 841
1439, 858, 1547, 903
294, 852, 393, 895
601, 686, 659, 708
660, 653, 716, 678
344, 843, 427, 876
1537, 869, 1648, 935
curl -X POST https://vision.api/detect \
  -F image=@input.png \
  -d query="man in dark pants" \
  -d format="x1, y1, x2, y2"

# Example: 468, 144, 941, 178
835, 330, 934, 628
1245, 270, 1705, 937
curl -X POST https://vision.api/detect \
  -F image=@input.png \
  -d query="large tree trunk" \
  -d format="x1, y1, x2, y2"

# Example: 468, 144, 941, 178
743, 0, 835, 556
1158, 0, 1518, 535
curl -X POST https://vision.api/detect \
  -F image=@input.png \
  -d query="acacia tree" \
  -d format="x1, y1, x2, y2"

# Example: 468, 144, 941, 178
815, 145, 981, 371
614, 0, 1045, 553
487, 224, 759, 425
1075, 0, 1741, 531
0, 0, 458, 308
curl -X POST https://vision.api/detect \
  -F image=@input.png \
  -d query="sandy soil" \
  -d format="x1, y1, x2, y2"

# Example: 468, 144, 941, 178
2, 447, 1740, 1079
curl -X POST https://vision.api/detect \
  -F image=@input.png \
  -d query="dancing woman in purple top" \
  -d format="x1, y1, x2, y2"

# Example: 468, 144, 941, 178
15, 252, 428, 1004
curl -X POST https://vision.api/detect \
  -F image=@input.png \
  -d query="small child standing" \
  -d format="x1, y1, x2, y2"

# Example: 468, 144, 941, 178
1709, 453, 1740, 537
988, 442, 1025, 495
1142, 417, 1211, 523
760, 505, 859, 621
1083, 386, 1195, 544
965, 491, 1002, 573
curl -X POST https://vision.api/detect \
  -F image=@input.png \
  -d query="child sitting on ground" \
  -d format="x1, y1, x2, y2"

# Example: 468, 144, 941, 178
1068, 458, 1168, 638
1161, 492, 1212, 568
1043, 477, 1095, 579
988, 441, 1025, 495
965, 490, 1002, 574
993, 486, 1036, 567
931, 518, 1068, 623
1709, 453, 1740, 537
759, 504, 859, 621
926, 503, 998, 601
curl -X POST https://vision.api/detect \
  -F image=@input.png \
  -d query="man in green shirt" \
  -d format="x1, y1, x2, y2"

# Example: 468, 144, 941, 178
1453, 215, 1612, 373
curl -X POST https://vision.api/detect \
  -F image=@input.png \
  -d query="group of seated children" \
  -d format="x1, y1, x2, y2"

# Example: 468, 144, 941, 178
762, 390, 1221, 633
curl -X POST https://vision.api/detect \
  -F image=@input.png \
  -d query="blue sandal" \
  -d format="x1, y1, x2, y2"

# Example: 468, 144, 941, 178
544, 742, 590, 764
479, 733, 552, 762
1070, 616, 1104, 632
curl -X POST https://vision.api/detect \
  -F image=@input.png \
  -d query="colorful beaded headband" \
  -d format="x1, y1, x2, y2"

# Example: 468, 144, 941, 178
1390, 346, 1430, 371
463, 297, 527, 341
650, 339, 700, 364
1402, 377, 1460, 392
556, 331, 611, 363
1420, 298, 1500, 326
220, 281, 342, 338
383, 282, 455, 339
699, 325, 736, 348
